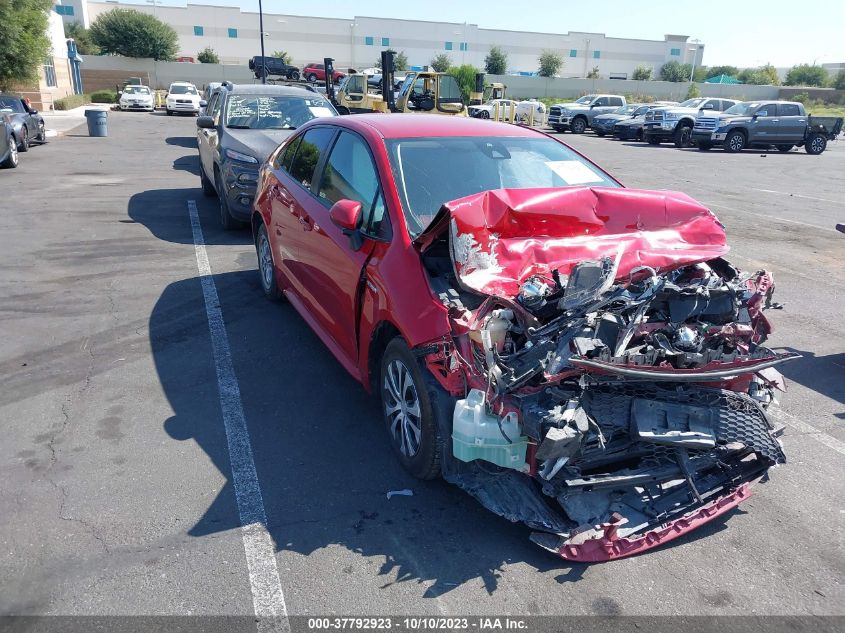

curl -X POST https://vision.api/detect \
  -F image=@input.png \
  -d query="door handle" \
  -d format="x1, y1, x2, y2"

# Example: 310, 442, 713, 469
298, 213, 314, 231
770, 119, 779, 123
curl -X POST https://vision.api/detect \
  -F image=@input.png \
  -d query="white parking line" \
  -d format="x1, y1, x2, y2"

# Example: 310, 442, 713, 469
702, 200, 838, 233
769, 408, 845, 457
188, 200, 288, 632
752, 188, 844, 206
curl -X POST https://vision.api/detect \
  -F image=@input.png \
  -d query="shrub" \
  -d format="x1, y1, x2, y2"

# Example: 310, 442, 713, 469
54, 94, 89, 110
197, 47, 219, 64
90, 89, 117, 103
538, 50, 563, 77
632, 65, 653, 81
686, 83, 701, 99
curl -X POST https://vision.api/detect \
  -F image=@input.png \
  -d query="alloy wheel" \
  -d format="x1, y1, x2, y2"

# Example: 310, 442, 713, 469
8, 136, 18, 166
258, 232, 274, 290
383, 359, 422, 458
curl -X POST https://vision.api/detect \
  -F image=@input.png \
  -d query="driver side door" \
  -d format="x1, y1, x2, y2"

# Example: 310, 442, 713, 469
198, 91, 221, 181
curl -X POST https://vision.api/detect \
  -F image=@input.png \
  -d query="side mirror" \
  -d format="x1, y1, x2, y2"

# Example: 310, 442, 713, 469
199, 100, 208, 108
29, 109, 38, 115
196, 115, 215, 128
702, 104, 714, 110
329, 199, 362, 231
751, 113, 758, 120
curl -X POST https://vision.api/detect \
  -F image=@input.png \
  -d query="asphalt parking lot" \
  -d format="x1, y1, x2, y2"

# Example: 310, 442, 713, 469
1, 112, 843, 622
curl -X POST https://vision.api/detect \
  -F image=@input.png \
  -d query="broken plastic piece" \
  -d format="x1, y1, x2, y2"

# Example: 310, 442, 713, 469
386, 489, 414, 500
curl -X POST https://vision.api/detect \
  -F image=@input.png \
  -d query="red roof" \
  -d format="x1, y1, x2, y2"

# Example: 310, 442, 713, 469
335, 113, 545, 139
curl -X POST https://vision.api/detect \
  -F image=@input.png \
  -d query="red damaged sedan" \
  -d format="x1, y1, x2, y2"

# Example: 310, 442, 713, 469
251, 115, 794, 561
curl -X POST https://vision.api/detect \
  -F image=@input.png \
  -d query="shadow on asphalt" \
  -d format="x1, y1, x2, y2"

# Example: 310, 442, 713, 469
173, 154, 200, 176
127, 183, 252, 246
144, 194, 752, 598
166, 136, 198, 149
777, 347, 845, 418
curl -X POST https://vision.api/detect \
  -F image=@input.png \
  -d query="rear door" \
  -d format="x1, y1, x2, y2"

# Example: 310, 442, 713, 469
293, 129, 390, 365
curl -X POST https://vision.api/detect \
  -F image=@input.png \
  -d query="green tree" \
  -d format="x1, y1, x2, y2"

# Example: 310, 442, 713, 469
271, 51, 291, 63
686, 82, 701, 99
538, 50, 563, 77
90, 8, 178, 60
430, 53, 451, 73
586, 66, 600, 79
632, 64, 653, 81
784, 63, 829, 87
738, 64, 780, 85
447, 64, 479, 103
833, 69, 845, 90
66, 22, 99, 55
197, 47, 219, 64
484, 46, 507, 75
660, 60, 692, 82
706, 65, 739, 79
693, 66, 708, 82
0, 0, 53, 90
374, 49, 408, 71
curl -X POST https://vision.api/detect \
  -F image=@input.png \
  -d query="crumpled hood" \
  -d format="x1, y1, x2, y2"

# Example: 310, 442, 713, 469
224, 128, 295, 163
416, 187, 727, 297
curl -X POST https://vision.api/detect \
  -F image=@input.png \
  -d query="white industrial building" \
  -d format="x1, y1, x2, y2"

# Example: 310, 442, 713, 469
54, 0, 705, 79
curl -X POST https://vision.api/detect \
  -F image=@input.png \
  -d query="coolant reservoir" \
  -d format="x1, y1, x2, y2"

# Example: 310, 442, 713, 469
452, 389, 528, 470
468, 309, 513, 352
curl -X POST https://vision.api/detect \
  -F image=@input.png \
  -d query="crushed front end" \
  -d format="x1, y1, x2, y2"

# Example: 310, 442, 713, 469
416, 187, 793, 561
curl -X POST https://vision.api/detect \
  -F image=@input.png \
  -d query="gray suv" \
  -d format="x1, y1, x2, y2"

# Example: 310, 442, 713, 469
197, 83, 337, 229
547, 94, 626, 133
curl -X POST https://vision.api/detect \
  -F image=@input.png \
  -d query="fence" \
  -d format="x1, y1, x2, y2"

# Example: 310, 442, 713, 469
80, 56, 254, 92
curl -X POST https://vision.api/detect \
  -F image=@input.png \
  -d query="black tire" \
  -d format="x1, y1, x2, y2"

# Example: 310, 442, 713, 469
200, 164, 215, 197
288, 70, 300, 81
776, 144, 793, 152
805, 133, 826, 155
698, 141, 713, 151
18, 126, 29, 152
380, 337, 442, 480
724, 130, 746, 153
673, 123, 692, 148
1, 134, 19, 168
595, 131, 605, 137
570, 117, 587, 134
36, 121, 46, 143
479, 110, 490, 119
646, 135, 661, 145
636, 129, 644, 141
166, 109, 173, 116
215, 169, 239, 230
306, 73, 317, 83
255, 223, 283, 301
552, 126, 565, 133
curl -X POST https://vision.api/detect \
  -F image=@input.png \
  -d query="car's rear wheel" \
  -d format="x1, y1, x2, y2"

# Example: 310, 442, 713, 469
1, 135, 19, 168
805, 133, 826, 155
380, 337, 442, 480
288, 70, 300, 81
215, 170, 239, 230
570, 117, 587, 134
776, 144, 793, 152
256, 223, 283, 301
724, 130, 746, 153
306, 73, 317, 83
18, 126, 29, 152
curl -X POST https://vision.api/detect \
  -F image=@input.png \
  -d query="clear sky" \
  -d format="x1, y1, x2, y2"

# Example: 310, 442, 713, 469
144, 0, 843, 68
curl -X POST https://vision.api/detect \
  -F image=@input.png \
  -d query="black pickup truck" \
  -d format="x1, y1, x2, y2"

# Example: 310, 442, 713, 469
692, 101, 842, 154
248, 56, 300, 81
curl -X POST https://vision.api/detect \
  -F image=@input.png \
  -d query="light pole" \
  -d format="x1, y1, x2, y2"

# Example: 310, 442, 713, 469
687, 39, 701, 82
258, 0, 266, 83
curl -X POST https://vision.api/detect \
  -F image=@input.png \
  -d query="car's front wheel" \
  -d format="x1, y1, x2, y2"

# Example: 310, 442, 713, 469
288, 70, 300, 81
570, 117, 587, 134
200, 164, 215, 197
381, 337, 442, 480
306, 73, 317, 83
1, 135, 19, 168
36, 121, 46, 143
256, 223, 283, 301
724, 130, 746, 153
215, 169, 239, 230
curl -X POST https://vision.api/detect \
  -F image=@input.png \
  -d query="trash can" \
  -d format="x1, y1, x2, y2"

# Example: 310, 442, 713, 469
85, 109, 108, 137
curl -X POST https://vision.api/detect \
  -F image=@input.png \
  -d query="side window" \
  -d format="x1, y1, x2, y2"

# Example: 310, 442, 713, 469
209, 93, 222, 121
609, 97, 623, 107
756, 104, 777, 117
288, 127, 335, 192
703, 99, 719, 110
318, 131, 390, 239
780, 103, 800, 116
346, 75, 365, 94
634, 106, 648, 116
276, 135, 302, 171
594, 97, 608, 106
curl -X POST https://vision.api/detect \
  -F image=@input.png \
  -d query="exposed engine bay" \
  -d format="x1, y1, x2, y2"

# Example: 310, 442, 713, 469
415, 187, 795, 561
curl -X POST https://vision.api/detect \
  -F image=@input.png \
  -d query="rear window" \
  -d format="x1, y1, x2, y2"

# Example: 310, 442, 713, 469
288, 127, 335, 192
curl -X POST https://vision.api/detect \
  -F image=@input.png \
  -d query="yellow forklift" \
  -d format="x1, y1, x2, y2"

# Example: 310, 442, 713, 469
329, 51, 466, 116
469, 74, 506, 106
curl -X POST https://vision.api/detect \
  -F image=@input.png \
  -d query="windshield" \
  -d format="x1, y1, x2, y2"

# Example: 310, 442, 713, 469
678, 98, 705, 108
225, 94, 336, 130
574, 95, 596, 104
123, 86, 150, 95
0, 97, 24, 112
386, 136, 620, 238
170, 85, 198, 95
723, 102, 758, 115
615, 105, 639, 114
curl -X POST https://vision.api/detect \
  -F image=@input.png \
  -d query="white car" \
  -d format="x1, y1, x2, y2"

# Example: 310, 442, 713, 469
468, 98, 546, 122
119, 85, 154, 112
165, 82, 201, 116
